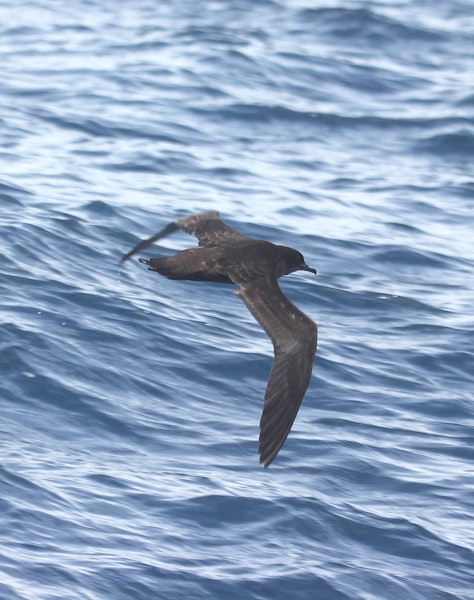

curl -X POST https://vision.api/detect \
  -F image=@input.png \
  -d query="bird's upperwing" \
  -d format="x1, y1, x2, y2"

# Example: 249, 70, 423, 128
178, 211, 246, 247
120, 211, 246, 263
235, 276, 317, 467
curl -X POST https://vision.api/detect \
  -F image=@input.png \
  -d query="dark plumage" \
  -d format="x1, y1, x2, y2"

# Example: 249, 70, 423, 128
121, 211, 318, 467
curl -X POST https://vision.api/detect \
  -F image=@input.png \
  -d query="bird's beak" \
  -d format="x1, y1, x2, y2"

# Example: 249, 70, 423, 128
300, 263, 317, 275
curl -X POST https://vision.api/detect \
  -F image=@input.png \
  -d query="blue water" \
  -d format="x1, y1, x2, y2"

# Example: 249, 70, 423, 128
1, 0, 473, 598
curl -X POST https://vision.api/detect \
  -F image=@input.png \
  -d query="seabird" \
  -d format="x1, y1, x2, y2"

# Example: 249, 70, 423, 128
121, 211, 318, 467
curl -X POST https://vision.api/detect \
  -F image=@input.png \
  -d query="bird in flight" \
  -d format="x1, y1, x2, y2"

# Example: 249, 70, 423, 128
121, 211, 318, 467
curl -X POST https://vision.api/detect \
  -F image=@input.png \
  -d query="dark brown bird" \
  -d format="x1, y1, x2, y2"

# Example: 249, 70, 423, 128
121, 211, 318, 467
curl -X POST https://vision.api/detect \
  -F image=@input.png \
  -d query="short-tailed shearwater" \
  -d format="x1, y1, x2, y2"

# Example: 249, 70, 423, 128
121, 211, 317, 467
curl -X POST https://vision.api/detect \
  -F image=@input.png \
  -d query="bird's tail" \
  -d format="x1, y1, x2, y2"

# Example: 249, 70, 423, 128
139, 247, 233, 283
138, 257, 186, 279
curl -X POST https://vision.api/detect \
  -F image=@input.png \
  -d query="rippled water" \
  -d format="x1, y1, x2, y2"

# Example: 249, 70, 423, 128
1, 1, 473, 599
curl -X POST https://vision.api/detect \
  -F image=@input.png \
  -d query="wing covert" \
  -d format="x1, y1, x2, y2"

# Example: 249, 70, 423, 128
177, 211, 247, 247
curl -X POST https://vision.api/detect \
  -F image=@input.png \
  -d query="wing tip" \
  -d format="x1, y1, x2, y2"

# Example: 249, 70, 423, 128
258, 435, 285, 468
120, 221, 180, 263
259, 448, 279, 468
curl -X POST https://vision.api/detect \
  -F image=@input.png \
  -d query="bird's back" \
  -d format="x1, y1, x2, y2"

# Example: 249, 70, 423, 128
144, 238, 283, 285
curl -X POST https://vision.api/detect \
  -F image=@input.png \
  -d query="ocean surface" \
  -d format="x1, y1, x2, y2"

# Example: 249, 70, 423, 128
1, 0, 473, 598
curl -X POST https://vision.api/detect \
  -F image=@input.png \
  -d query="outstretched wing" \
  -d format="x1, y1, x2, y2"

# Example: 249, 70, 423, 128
235, 277, 317, 468
120, 211, 246, 263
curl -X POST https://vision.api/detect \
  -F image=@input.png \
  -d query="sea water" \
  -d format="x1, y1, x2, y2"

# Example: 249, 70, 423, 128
1, 1, 473, 598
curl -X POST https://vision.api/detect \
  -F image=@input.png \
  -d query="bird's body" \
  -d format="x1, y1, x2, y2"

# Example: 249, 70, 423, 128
143, 238, 306, 284
121, 211, 318, 467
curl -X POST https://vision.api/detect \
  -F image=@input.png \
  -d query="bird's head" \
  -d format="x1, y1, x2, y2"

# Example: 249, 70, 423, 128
280, 246, 317, 277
